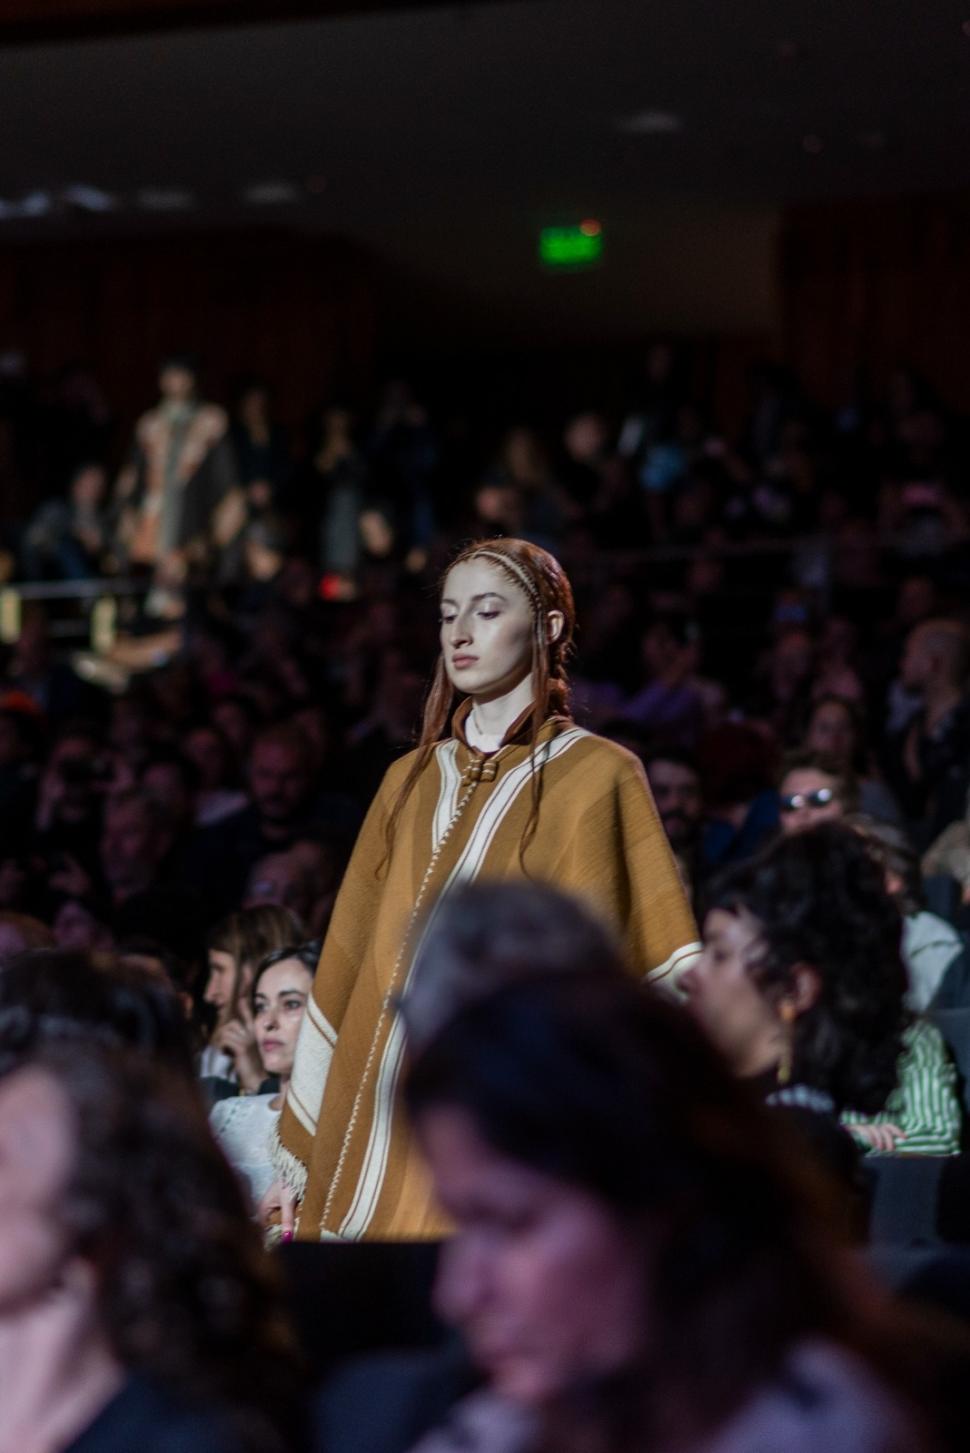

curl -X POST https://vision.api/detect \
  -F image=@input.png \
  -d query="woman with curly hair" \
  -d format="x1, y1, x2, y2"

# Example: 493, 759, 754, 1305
682, 824, 909, 1187
274, 538, 698, 1241
0, 1041, 303, 1453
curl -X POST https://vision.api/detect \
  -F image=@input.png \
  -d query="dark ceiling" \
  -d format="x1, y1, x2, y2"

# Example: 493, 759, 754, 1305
1, 1, 969, 338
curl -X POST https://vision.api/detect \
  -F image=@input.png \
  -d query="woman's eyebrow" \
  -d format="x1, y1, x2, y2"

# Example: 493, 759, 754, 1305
440, 591, 508, 606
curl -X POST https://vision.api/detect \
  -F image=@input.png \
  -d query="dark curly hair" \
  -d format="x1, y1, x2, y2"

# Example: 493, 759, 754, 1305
703, 823, 907, 1114
34, 1042, 304, 1453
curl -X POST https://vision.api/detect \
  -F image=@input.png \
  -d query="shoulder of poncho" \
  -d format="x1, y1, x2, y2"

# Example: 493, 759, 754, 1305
565, 728, 646, 781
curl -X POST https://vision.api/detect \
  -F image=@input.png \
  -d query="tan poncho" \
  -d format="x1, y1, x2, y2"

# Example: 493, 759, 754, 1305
277, 706, 699, 1240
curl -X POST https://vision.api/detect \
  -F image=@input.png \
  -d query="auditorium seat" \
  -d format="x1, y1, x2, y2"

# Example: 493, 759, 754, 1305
275, 1240, 445, 1376
867, 1154, 970, 1246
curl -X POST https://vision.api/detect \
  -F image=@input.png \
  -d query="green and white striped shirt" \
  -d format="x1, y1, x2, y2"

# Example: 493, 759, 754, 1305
842, 1017, 962, 1156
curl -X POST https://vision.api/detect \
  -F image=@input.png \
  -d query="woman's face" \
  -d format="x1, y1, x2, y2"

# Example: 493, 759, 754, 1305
419, 1107, 643, 1409
252, 958, 313, 1079
779, 767, 843, 835
682, 909, 783, 1078
0, 1068, 74, 1313
440, 559, 535, 702
806, 702, 854, 764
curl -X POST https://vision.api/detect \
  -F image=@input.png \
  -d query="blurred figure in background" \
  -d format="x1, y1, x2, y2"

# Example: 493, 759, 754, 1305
20, 461, 111, 580
115, 353, 241, 587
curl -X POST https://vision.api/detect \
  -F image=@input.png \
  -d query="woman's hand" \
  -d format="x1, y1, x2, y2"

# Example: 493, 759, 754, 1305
259, 1178, 298, 1242
214, 1003, 264, 1093
851, 1122, 907, 1153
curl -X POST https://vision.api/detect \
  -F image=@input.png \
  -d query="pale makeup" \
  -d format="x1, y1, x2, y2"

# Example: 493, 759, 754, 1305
440, 558, 562, 749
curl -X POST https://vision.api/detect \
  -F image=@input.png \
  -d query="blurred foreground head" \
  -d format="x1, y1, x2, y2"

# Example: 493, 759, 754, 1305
406, 967, 896, 1445
404, 880, 620, 1051
0, 1042, 301, 1452
0, 948, 194, 1079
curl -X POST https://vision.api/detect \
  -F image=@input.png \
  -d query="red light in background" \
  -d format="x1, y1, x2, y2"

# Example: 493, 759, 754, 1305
579, 219, 602, 237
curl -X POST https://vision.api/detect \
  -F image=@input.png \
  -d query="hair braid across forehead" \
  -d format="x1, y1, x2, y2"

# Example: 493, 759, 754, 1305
454, 538, 575, 643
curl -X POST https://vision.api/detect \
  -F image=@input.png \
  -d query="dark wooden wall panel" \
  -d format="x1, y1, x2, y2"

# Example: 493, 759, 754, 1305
0, 230, 378, 446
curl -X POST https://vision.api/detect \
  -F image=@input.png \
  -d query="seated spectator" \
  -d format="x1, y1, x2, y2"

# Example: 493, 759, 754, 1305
34, 723, 119, 880
0, 909, 54, 960
841, 1012, 961, 1157
0, 1043, 301, 1452
851, 814, 969, 1010
623, 614, 706, 750
5, 604, 89, 724
141, 747, 201, 843
643, 747, 704, 898
51, 894, 114, 953
747, 626, 816, 747
20, 461, 110, 582
244, 850, 317, 923
0, 947, 194, 1079
184, 722, 248, 827
885, 618, 970, 846
99, 786, 178, 911
684, 825, 908, 1196
778, 750, 858, 834
211, 941, 317, 1207
803, 694, 903, 825
116, 934, 202, 1032
202, 906, 302, 1094
404, 971, 930, 1453
186, 722, 354, 917
923, 784, 970, 911
697, 723, 779, 871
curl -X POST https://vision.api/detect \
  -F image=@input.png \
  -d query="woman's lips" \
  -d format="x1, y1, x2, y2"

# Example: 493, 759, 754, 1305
260, 1039, 283, 1054
451, 655, 478, 669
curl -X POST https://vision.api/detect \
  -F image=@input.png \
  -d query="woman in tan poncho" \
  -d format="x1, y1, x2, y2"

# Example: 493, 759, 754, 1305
272, 538, 699, 1240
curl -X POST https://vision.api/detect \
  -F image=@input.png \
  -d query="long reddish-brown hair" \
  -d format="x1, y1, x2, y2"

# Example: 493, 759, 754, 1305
382, 538, 576, 868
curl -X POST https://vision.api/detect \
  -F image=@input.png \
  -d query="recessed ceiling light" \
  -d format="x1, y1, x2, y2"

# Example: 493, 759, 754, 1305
615, 110, 683, 136
136, 187, 196, 212
242, 181, 300, 206
62, 184, 117, 213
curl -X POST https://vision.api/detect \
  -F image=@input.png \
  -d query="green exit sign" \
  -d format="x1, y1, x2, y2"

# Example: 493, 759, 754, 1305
539, 220, 603, 269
